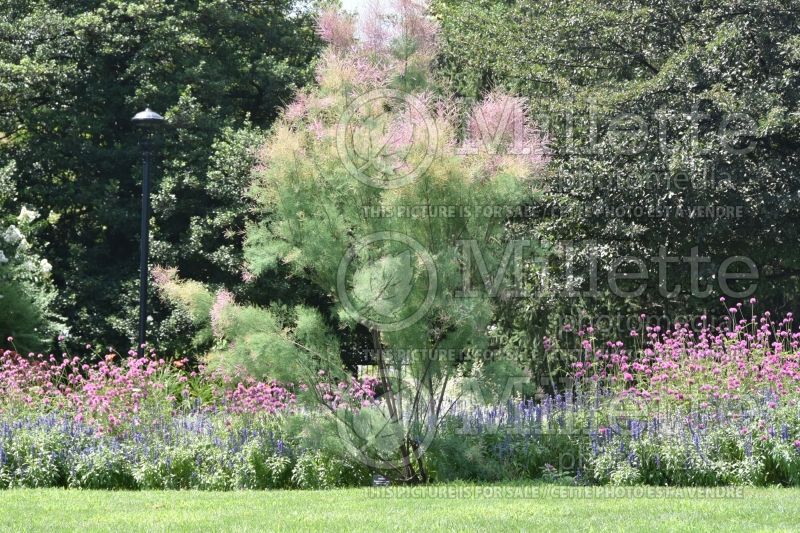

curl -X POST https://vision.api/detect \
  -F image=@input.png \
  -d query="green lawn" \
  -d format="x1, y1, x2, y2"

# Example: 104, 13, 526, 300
0, 485, 797, 532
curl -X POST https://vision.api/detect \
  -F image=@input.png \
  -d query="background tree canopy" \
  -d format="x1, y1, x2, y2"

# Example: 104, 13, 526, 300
2, 0, 799, 382
433, 0, 800, 364
0, 0, 322, 352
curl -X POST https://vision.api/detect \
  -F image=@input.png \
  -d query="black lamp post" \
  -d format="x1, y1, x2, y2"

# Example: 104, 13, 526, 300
132, 107, 164, 356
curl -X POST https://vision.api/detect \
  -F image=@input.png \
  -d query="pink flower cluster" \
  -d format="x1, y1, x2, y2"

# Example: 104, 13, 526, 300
0, 346, 385, 430
0, 347, 298, 427
310, 0, 440, 93
210, 289, 235, 337
316, 0, 437, 56
316, 373, 380, 410
462, 92, 549, 171
316, 9, 357, 51
298, 2, 550, 178
222, 378, 297, 414
570, 303, 800, 406
0, 348, 174, 429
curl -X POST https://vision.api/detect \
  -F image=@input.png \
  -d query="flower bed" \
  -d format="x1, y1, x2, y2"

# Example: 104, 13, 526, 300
2, 304, 800, 488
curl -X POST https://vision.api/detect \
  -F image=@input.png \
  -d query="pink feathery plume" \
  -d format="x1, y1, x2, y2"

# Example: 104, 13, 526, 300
316, 9, 356, 51
463, 90, 549, 169
210, 289, 235, 337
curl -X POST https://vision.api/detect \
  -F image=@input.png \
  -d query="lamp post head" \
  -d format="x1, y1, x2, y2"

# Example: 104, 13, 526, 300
132, 107, 165, 128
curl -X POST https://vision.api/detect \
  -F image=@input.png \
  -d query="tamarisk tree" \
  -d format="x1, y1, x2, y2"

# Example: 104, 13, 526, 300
170, 0, 548, 482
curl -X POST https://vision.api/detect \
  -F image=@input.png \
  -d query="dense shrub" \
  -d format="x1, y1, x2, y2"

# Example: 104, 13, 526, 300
0, 169, 61, 353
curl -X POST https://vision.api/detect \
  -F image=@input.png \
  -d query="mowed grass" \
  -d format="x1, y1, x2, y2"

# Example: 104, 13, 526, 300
0, 485, 798, 532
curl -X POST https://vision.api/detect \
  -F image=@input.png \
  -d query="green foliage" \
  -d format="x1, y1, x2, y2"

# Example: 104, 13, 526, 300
424, 432, 505, 482
290, 450, 371, 490
239, 441, 293, 489
154, 261, 339, 380
152, 266, 215, 348
152, 122, 267, 287
238, 17, 539, 365
0, 163, 62, 352
0, 411, 379, 491
2, 427, 68, 488
434, 0, 800, 366
0, 0, 321, 352
207, 303, 313, 382
152, 1, 548, 394
68, 446, 137, 490
204, 2, 549, 481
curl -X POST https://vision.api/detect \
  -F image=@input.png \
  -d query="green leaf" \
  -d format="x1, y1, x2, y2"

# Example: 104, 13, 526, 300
351, 250, 415, 318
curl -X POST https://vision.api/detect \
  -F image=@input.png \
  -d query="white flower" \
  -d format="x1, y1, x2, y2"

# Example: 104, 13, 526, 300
2, 225, 23, 245
17, 206, 39, 224
39, 258, 52, 274
0, 251, 7, 264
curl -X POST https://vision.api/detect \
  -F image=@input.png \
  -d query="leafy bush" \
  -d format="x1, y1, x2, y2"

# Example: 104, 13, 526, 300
0, 420, 69, 488
238, 441, 293, 489
68, 445, 137, 490
0, 166, 61, 353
